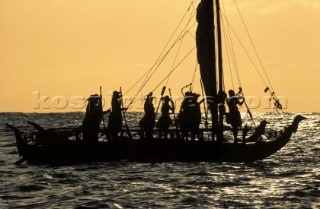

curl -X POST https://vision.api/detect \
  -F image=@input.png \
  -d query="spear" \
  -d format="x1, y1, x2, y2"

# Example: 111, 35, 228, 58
155, 86, 166, 116
200, 79, 208, 129
169, 88, 178, 138
120, 87, 132, 139
169, 88, 176, 121
238, 87, 255, 126
100, 86, 107, 131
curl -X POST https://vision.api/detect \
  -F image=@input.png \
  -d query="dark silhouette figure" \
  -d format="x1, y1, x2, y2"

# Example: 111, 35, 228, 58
82, 94, 103, 144
108, 91, 123, 140
176, 92, 203, 141
157, 96, 174, 139
217, 90, 227, 117
139, 93, 155, 139
226, 90, 244, 142
244, 120, 269, 143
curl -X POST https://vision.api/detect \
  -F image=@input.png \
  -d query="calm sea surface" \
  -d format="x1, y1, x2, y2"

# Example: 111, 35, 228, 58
0, 112, 319, 208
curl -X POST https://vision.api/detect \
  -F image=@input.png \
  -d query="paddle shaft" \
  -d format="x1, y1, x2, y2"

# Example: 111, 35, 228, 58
100, 86, 107, 131
200, 79, 208, 127
155, 86, 166, 116
120, 87, 132, 139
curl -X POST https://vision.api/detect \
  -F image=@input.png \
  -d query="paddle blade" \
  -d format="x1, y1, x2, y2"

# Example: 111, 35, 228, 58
15, 158, 25, 165
247, 109, 253, 119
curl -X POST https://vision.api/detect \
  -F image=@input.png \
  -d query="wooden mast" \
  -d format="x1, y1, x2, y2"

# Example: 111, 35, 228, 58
208, 0, 218, 141
216, 0, 223, 91
215, 0, 225, 141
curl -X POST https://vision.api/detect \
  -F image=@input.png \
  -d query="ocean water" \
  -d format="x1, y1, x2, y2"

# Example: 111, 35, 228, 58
0, 112, 319, 208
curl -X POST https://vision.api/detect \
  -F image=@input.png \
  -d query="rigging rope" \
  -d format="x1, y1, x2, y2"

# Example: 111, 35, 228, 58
221, 1, 243, 88
233, 1, 286, 116
150, 46, 196, 95
221, 19, 235, 90
126, 31, 190, 107
191, 62, 198, 91
221, 13, 269, 88
222, 1, 286, 125
124, 29, 196, 110
166, 5, 197, 86
133, 8, 196, 97
124, 1, 195, 96
125, 1, 198, 110
220, 14, 241, 87
126, 46, 196, 108
221, 1, 258, 125
233, 0, 275, 93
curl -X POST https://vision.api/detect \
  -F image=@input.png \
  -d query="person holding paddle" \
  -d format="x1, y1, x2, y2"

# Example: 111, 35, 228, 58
82, 94, 103, 144
226, 89, 245, 142
139, 92, 155, 139
108, 91, 125, 140
157, 95, 174, 139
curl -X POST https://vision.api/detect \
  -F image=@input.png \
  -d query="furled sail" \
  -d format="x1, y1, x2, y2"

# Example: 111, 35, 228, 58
196, 0, 216, 98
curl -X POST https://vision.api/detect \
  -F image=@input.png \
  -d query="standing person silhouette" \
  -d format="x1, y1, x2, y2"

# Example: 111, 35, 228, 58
139, 93, 155, 139
226, 90, 245, 142
176, 91, 203, 141
82, 94, 103, 144
157, 96, 174, 139
108, 91, 123, 140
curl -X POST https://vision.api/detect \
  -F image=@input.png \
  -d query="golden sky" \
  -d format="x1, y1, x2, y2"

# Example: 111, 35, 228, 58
0, 0, 319, 112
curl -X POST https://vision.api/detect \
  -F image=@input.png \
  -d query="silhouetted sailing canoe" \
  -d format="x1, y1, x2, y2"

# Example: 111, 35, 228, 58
7, 0, 306, 164
6, 115, 305, 164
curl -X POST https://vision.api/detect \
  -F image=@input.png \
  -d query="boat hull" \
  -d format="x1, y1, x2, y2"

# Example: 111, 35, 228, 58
19, 135, 291, 164
7, 115, 305, 165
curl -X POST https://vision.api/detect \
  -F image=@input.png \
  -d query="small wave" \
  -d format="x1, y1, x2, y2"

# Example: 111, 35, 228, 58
0, 112, 319, 208
181, 196, 198, 206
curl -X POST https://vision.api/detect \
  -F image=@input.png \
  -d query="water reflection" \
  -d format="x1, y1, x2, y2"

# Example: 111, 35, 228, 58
0, 112, 319, 208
